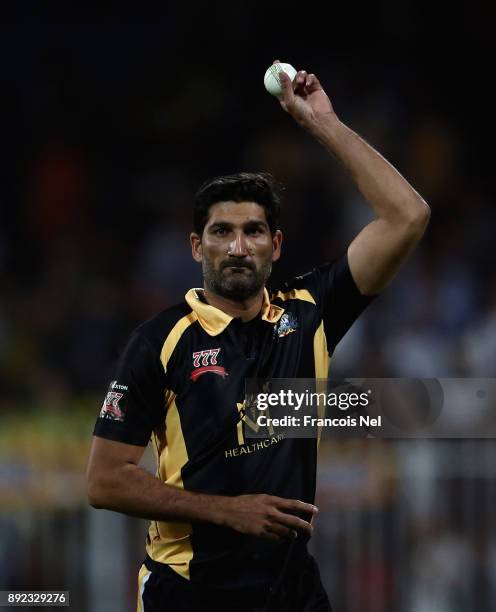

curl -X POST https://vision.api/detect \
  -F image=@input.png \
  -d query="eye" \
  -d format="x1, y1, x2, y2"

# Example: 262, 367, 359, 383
246, 226, 263, 235
214, 227, 228, 236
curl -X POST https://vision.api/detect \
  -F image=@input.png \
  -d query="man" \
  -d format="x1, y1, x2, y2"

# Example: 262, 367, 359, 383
86, 62, 430, 611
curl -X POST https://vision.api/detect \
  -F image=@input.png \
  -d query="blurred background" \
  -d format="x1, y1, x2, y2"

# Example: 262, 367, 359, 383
1, 3, 495, 610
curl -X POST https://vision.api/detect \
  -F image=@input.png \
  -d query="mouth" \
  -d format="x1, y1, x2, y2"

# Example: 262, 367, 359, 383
224, 266, 252, 273
222, 263, 254, 273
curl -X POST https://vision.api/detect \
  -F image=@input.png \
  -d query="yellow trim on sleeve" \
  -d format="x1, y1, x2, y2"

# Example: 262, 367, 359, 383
160, 312, 198, 372
271, 288, 316, 305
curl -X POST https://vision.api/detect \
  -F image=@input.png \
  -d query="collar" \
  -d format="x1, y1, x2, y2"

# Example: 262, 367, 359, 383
185, 288, 285, 336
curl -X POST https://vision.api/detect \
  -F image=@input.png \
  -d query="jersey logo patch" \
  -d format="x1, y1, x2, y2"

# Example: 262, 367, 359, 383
191, 348, 228, 381
100, 391, 125, 421
274, 313, 298, 338
99, 380, 128, 421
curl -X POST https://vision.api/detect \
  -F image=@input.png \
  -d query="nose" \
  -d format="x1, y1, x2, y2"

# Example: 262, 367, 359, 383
227, 231, 249, 257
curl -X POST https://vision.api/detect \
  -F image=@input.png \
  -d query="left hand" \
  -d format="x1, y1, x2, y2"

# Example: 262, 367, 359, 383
275, 59, 335, 129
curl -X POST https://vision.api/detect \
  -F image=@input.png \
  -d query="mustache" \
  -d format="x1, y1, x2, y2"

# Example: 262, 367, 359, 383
220, 260, 256, 271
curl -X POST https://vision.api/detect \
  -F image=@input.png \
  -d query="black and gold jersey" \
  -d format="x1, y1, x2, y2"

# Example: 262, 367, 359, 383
94, 253, 374, 588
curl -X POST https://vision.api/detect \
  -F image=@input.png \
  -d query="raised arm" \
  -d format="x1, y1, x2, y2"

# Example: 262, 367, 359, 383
277, 61, 430, 296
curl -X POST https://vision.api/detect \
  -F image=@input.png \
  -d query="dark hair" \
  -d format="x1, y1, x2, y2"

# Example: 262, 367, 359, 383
194, 171, 283, 236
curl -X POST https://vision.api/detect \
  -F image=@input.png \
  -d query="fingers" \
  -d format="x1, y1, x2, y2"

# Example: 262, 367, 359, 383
272, 496, 319, 516
294, 70, 308, 94
266, 523, 298, 540
272, 510, 313, 535
305, 73, 322, 93
278, 70, 294, 109
270, 60, 319, 89
294, 71, 322, 95
268, 497, 318, 537
228, 494, 319, 541
279, 69, 307, 112
280, 67, 322, 96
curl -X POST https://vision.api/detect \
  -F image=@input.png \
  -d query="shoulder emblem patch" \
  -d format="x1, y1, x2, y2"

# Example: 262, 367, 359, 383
274, 313, 298, 338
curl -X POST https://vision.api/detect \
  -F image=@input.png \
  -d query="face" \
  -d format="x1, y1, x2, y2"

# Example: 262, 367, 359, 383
190, 201, 282, 301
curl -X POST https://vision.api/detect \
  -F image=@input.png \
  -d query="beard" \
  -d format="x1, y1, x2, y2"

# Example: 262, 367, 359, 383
202, 254, 273, 301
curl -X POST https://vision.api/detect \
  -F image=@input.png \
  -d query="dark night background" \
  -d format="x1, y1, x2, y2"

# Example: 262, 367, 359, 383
1, 4, 495, 610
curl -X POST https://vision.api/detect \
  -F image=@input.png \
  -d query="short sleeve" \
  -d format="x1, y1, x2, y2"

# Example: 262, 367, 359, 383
93, 331, 169, 445
297, 252, 376, 354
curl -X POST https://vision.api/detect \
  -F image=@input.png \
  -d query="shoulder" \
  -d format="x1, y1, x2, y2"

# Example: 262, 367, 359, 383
269, 279, 317, 307
269, 254, 349, 307
133, 300, 196, 355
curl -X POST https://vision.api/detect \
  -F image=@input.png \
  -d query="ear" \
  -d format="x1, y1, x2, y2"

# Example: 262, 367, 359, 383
190, 232, 203, 263
271, 230, 283, 262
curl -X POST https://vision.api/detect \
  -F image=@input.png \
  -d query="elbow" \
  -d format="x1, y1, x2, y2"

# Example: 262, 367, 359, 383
87, 494, 104, 510
403, 200, 431, 238
86, 471, 109, 509
87, 481, 103, 509
417, 201, 431, 230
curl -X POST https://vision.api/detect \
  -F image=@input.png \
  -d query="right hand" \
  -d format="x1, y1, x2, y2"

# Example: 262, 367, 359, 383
274, 59, 335, 130
220, 494, 318, 541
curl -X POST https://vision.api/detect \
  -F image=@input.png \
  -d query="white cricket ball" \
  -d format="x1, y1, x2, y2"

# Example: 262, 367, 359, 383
263, 62, 297, 97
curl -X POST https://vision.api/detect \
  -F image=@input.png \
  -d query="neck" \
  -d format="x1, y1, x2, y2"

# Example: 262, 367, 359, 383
202, 287, 264, 322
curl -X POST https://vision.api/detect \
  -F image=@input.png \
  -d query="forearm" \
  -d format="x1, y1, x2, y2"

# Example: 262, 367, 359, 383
308, 113, 430, 223
88, 462, 227, 526
88, 464, 318, 541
